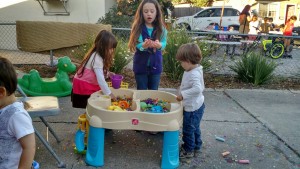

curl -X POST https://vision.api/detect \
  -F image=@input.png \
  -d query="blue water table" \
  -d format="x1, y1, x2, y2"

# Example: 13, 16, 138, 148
82, 88, 183, 169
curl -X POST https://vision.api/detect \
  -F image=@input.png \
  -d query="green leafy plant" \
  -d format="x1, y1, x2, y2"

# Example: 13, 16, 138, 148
195, 40, 213, 72
98, 1, 174, 28
98, 5, 133, 28
163, 29, 213, 81
71, 34, 95, 60
172, 0, 213, 7
229, 53, 277, 85
71, 35, 132, 74
110, 38, 133, 74
163, 29, 191, 81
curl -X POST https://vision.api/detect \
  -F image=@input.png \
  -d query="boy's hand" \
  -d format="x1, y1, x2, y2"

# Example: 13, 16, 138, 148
176, 95, 183, 101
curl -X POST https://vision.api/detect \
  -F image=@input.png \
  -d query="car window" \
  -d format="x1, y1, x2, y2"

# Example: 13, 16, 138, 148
195, 9, 215, 18
211, 8, 221, 17
224, 8, 240, 16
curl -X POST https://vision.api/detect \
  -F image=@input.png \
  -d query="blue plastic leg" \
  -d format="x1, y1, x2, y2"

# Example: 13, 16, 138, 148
75, 129, 85, 152
85, 127, 105, 167
161, 131, 179, 169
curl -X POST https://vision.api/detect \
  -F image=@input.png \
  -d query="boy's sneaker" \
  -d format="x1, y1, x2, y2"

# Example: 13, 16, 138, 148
179, 147, 194, 158
194, 149, 201, 157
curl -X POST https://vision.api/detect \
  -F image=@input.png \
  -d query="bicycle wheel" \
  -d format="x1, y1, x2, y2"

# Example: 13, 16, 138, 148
270, 43, 284, 59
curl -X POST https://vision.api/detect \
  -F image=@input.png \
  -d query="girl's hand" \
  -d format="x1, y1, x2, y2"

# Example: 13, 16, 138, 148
153, 40, 162, 49
176, 95, 183, 101
143, 39, 152, 48
108, 71, 115, 78
110, 93, 116, 101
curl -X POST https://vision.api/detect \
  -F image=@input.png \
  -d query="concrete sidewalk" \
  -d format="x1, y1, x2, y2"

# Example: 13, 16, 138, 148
207, 47, 300, 78
32, 88, 300, 169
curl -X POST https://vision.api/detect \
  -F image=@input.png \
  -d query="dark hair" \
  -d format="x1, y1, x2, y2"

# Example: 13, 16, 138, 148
240, 5, 251, 15
290, 15, 297, 21
279, 24, 285, 29
128, 0, 165, 52
176, 43, 202, 64
268, 17, 273, 22
0, 57, 17, 95
77, 30, 117, 77
251, 15, 258, 21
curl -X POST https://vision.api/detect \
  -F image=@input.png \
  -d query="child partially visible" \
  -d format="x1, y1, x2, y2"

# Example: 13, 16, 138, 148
248, 15, 259, 40
259, 17, 271, 34
0, 57, 35, 169
279, 24, 285, 32
268, 17, 275, 31
176, 43, 205, 159
71, 30, 118, 108
128, 0, 167, 90
283, 15, 297, 57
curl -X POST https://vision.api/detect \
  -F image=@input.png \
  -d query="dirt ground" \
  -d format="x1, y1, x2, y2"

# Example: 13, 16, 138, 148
15, 64, 300, 91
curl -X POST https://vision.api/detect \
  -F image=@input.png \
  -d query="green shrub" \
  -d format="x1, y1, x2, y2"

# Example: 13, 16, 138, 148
110, 38, 133, 74
98, 5, 133, 28
71, 34, 95, 60
97, 1, 174, 28
163, 29, 213, 81
71, 35, 132, 74
195, 40, 213, 72
163, 29, 191, 81
229, 53, 277, 85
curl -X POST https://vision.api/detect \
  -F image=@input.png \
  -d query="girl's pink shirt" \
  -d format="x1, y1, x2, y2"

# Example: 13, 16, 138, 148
72, 68, 100, 95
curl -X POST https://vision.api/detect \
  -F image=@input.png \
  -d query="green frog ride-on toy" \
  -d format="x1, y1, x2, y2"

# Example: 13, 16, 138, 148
18, 56, 76, 97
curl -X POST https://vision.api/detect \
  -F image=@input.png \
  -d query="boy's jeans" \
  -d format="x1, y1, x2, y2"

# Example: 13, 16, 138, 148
182, 103, 205, 152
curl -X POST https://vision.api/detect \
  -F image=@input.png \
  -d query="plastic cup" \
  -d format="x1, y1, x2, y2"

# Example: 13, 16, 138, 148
110, 74, 123, 89
214, 25, 219, 30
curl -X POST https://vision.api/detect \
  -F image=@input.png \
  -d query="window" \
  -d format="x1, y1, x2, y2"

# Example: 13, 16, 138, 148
196, 9, 215, 18
268, 4, 277, 18
212, 8, 221, 17
224, 9, 240, 16
258, 3, 278, 18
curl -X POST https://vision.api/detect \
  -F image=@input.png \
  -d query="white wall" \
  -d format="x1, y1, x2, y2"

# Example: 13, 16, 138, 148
0, 0, 116, 23
212, 0, 256, 12
105, 0, 116, 14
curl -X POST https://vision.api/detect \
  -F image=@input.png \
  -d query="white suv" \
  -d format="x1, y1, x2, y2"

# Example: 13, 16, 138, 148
174, 6, 240, 31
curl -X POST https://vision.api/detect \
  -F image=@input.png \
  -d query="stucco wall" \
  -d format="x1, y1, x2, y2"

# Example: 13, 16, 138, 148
278, 0, 300, 26
0, 0, 116, 23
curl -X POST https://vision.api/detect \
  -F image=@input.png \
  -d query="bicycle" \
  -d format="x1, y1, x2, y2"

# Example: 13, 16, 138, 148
242, 34, 285, 59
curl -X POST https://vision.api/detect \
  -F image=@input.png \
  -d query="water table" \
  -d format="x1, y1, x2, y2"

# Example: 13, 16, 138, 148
83, 88, 183, 169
